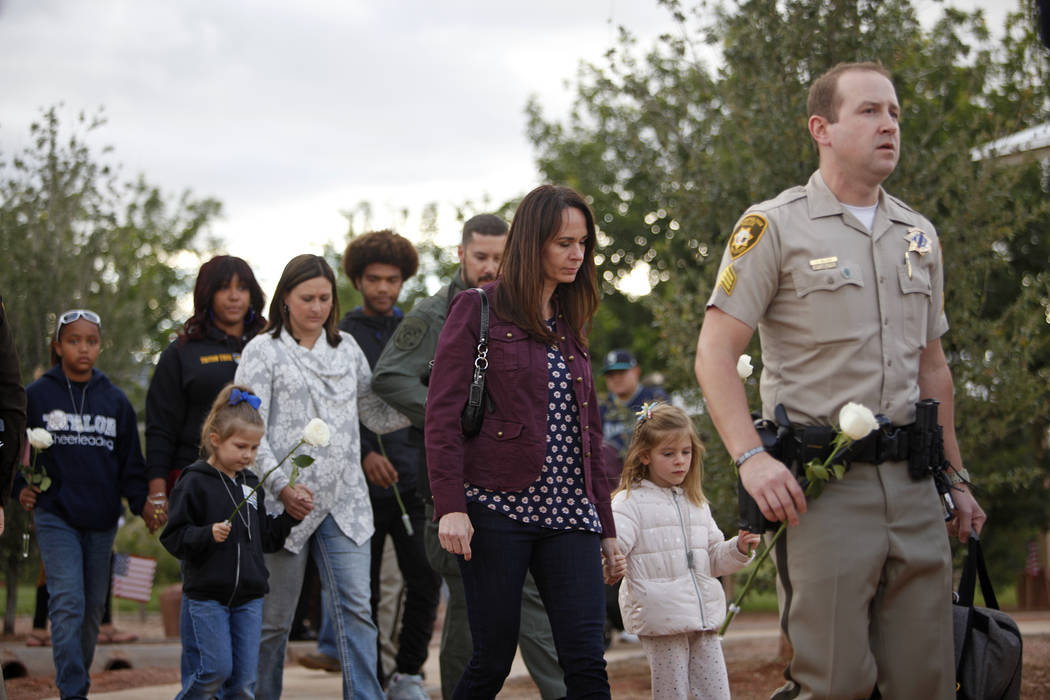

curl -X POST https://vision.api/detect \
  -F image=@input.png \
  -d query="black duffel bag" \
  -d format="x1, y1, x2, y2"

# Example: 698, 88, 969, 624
953, 534, 1022, 699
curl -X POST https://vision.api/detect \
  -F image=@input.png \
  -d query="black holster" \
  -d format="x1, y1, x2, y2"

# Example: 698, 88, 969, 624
737, 400, 949, 533
737, 406, 792, 534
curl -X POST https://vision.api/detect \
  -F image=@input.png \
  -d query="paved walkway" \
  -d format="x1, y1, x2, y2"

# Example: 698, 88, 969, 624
10, 610, 1050, 699
23, 640, 652, 699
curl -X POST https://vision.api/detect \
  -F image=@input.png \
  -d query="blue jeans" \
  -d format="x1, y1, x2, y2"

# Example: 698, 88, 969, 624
317, 589, 337, 659
455, 502, 609, 699
177, 597, 263, 700
180, 596, 195, 686
34, 510, 116, 700
256, 514, 383, 700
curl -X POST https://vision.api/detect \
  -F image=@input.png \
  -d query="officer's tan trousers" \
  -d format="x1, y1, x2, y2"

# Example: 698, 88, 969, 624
772, 460, 954, 699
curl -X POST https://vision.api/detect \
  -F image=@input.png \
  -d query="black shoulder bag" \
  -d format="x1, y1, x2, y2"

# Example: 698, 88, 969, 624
460, 288, 489, 437
953, 533, 1023, 699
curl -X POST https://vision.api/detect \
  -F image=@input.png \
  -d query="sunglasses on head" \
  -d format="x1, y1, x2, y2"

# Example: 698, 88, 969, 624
56, 309, 102, 334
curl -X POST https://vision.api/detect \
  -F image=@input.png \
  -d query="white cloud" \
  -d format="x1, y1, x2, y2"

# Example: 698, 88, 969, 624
0, 0, 677, 291
0, 0, 1015, 295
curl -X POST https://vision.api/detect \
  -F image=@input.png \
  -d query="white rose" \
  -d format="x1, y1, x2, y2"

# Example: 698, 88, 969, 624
838, 402, 878, 440
301, 418, 331, 448
736, 354, 754, 380
27, 428, 54, 450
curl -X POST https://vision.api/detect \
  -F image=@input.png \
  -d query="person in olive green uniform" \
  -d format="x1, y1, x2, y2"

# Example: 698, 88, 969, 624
372, 214, 567, 700
695, 62, 984, 700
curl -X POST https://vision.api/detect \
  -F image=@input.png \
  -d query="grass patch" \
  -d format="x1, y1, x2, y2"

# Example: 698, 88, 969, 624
737, 589, 779, 613
2, 582, 164, 617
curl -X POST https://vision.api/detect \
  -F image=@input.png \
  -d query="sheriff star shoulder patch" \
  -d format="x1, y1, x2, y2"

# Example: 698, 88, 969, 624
717, 263, 737, 296
393, 316, 427, 351
729, 214, 768, 259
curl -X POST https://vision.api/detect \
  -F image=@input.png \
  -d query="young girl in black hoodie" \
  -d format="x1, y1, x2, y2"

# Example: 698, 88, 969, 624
161, 384, 311, 700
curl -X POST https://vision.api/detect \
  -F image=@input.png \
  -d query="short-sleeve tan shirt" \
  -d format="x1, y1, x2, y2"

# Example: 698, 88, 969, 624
707, 171, 949, 427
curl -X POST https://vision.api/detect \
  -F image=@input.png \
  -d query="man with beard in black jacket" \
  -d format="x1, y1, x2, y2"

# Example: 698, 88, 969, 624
335, 230, 439, 700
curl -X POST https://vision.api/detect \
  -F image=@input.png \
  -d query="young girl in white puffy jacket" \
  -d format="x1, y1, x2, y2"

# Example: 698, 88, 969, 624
612, 402, 760, 699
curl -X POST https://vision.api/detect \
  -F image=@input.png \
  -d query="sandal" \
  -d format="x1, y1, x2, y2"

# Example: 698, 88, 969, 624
27, 629, 50, 647
99, 625, 137, 644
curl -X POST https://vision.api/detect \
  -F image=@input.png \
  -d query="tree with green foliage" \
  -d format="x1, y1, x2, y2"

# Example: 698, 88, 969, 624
0, 106, 223, 630
0, 106, 223, 406
528, 0, 1050, 581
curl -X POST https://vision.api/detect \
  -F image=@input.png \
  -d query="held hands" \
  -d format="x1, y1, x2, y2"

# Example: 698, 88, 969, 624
280, 484, 315, 520
212, 521, 232, 543
362, 452, 399, 488
144, 495, 168, 534
144, 478, 169, 534
736, 530, 761, 555
601, 538, 625, 585
739, 452, 807, 526
438, 512, 474, 561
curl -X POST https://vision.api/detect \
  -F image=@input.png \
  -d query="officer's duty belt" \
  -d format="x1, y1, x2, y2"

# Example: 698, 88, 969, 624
787, 423, 914, 466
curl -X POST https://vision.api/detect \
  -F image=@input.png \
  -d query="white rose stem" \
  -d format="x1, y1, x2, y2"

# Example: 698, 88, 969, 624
22, 445, 47, 558
718, 432, 855, 638
226, 438, 305, 524
376, 435, 413, 536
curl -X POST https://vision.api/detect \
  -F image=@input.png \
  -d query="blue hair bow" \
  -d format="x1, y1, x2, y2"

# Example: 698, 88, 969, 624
229, 388, 262, 411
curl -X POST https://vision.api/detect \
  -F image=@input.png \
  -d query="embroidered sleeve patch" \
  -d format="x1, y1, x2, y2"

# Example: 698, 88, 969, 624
729, 214, 768, 259
717, 263, 737, 296
393, 316, 427, 351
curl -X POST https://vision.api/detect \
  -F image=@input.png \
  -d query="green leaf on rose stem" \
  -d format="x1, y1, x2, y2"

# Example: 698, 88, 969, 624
39, 476, 51, 491
807, 462, 829, 482
832, 463, 846, 480
292, 454, 314, 468
809, 479, 826, 500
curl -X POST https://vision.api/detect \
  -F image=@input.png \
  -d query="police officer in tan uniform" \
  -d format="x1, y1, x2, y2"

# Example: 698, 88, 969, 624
695, 62, 985, 699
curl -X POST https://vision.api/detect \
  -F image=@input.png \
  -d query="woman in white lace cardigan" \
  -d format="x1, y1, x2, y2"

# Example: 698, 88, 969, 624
235, 254, 408, 700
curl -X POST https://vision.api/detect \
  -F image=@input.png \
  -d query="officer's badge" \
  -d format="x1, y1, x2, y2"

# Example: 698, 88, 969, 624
729, 214, 767, 259
717, 263, 737, 296
393, 316, 427, 351
904, 227, 931, 256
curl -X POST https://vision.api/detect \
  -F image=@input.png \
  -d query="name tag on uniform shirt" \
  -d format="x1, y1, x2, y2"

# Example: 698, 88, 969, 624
809, 256, 838, 271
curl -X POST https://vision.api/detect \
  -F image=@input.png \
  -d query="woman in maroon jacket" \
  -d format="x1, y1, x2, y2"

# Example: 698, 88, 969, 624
425, 185, 623, 699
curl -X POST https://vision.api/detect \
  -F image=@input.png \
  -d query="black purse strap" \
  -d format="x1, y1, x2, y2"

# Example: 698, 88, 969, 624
469, 288, 490, 385
476, 288, 489, 348
957, 533, 999, 610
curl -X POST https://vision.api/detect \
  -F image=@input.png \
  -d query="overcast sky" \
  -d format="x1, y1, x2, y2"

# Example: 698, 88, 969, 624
0, 0, 1011, 294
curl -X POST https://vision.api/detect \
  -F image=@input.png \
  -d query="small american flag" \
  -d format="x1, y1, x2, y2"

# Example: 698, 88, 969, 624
111, 553, 157, 603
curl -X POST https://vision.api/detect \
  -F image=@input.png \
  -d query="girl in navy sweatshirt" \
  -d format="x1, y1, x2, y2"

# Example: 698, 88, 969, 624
161, 384, 310, 700
16, 309, 147, 700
